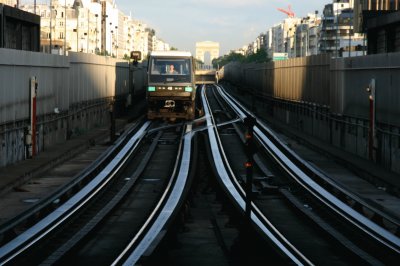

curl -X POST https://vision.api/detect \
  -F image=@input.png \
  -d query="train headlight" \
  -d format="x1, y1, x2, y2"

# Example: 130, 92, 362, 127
148, 86, 156, 92
185, 86, 193, 92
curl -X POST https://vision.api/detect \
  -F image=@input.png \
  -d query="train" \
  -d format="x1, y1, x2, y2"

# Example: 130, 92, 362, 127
146, 51, 196, 120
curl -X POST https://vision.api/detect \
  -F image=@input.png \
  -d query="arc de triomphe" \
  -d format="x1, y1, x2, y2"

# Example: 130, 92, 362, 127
196, 41, 220, 64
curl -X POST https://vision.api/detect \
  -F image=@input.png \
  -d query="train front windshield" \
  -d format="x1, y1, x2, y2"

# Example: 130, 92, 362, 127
149, 58, 192, 83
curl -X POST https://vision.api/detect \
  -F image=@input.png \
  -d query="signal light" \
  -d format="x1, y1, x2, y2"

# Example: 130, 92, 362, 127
245, 161, 253, 168
245, 132, 252, 140
130, 51, 142, 61
185, 86, 193, 92
148, 86, 156, 92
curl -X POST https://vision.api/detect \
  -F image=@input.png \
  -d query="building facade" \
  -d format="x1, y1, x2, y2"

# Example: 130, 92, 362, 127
319, 0, 365, 57
0, 0, 16, 7
354, 0, 400, 54
17, 0, 170, 59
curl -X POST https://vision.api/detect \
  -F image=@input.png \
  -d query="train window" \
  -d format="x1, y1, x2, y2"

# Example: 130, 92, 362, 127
150, 59, 191, 75
149, 58, 192, 83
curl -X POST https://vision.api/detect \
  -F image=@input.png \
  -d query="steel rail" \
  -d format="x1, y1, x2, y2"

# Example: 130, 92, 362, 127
112, 124, 194, 266
215, 84, 400, 254
202, 85, 313, 265
0, 121, 152, 265
0, 118, 145, 239
40, 129, 165, 265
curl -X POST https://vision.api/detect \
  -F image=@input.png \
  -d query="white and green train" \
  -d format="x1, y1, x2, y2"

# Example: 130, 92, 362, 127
147, 51, 196, 121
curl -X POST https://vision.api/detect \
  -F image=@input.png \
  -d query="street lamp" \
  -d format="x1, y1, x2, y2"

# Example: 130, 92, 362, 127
115, 25, 118, 58
64, 0, 67, 55
87, 10, 89, 53
95, 14, 98, 53
110, 30, 113, 56
73, 28, 78, 52
335, 4, 339, 57
84, 32, 88, 53
75, 4, 80, 52
49, 0, 52, 53
101, 14, 108, 55
293, 25, 297, 57
109, 22, 112, 56
348, 28, 352, 57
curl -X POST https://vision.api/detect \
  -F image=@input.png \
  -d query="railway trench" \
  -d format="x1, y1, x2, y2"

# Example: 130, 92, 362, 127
143, 134, 282, 266
1, 86, 399, 265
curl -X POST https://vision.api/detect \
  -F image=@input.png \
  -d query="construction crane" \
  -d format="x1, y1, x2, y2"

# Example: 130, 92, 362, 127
277, 4, 295, 18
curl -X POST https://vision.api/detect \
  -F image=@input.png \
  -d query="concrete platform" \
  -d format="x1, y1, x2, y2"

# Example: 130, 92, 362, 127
0, 118, 131, 227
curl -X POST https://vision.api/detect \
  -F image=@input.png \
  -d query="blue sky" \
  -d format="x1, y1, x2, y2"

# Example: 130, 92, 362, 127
117, 0, 325, 55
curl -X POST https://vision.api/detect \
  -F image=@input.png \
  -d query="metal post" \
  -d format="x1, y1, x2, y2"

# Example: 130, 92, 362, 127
294, 25, 297, 57
95, 14, 98, 53
128, 59, 133, 103
87, 9, 89, 53
306, 24, 309, 56
109, 99, 116, 142
110, 29, 113, 57
367, 79, 376, 161
348, 28, 352, 57
64, 0, 66, 55
49, 0, 52, 53
300, 23, 302, 57
29, 77, 38, 158
76, 7, 79, 52
244, 116, 256, 220
115, 25, 118, 58
336, 4, 339, 57
110, 22, 112, 56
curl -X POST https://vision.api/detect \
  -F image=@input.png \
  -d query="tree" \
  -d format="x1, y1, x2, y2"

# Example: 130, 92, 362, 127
195, 59, 204, 69
212, 47, 270, 68
212, 51, 245, 68
244, 48, 270, 63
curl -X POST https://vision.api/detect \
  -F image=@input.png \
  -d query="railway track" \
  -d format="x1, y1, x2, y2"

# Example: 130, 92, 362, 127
0, 120, 197, 265
202, 84, 400, 264
1, 84, 399, 265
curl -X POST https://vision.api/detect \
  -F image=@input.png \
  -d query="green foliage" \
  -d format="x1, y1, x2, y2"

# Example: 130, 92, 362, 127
195, 59, 204, 66
212, 48, 270, 68
212, 52, 244, 69
244, 48, 270, 63
170, 47, 178, 51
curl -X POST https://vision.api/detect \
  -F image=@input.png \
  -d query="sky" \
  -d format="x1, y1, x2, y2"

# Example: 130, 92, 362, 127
21, 0, 325, 56
117, 0, 325, 55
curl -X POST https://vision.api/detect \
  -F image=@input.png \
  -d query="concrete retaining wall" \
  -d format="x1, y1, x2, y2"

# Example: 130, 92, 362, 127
0, 49, 146, 167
